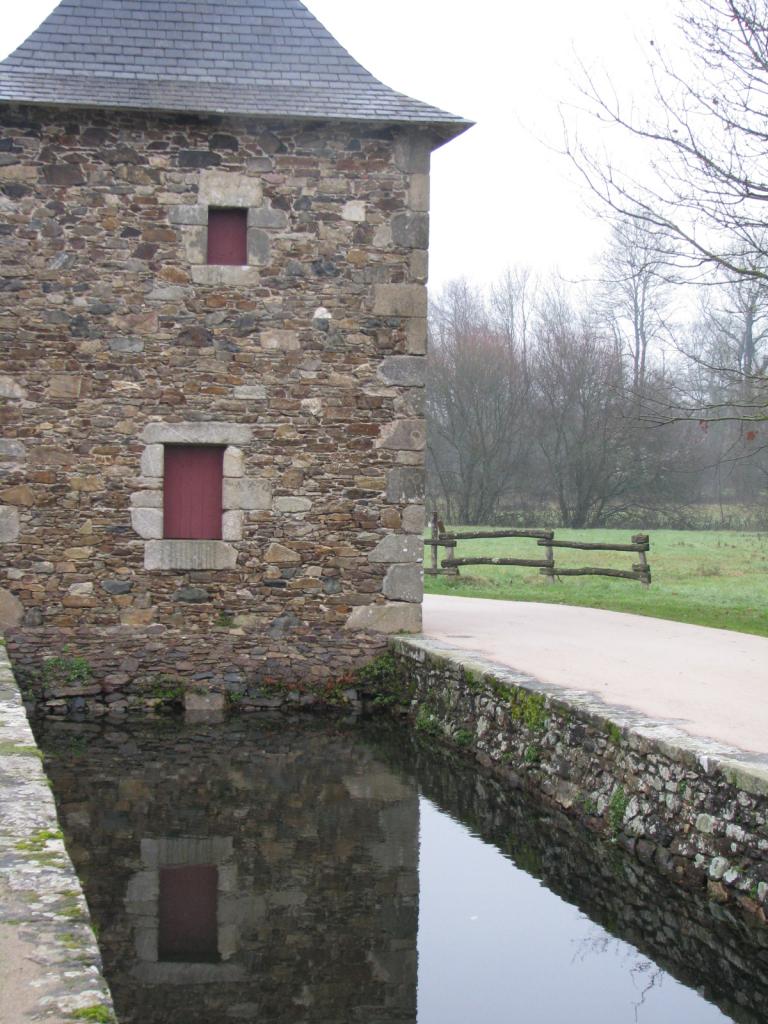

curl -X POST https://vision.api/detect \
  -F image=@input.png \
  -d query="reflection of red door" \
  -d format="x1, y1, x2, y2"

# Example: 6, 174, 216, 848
158, 864, 219, 962
163, 446, 224, 540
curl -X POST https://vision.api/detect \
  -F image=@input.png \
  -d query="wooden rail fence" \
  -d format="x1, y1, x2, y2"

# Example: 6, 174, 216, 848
425, 514, 651, 586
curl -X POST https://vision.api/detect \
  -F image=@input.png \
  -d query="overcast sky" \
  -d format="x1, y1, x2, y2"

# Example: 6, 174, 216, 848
3, 0, 676, 293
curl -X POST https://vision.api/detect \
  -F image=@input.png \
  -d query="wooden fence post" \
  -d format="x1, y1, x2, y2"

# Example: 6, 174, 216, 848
430, 511, 439, 576
543, 530, 555, 584
632, 533, 651, 587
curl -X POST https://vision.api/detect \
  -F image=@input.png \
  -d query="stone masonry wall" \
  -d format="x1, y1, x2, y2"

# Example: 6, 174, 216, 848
0, 104, 431, 705
391, 636, 768, 925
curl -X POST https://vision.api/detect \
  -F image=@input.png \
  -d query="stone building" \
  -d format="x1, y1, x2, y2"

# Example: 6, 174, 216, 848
0, 0, 469, 706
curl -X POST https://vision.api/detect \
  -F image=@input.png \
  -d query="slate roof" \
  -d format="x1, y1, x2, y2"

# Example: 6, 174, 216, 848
0, 0, 471, 138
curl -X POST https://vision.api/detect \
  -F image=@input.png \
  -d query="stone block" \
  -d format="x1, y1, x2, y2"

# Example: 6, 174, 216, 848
181, 225, 207, 264
386, 467, 424, 503
0, 506, 20, 542
126, 870, 159, 903
383, 563, 423, 603
264, 542, 301, 564
409, 173, 430, 212
394, 133, 432, 174
173, 587, 209, 602
0, 588, 23, 628
47, 374, 82, 399
377, 356, 426, 387
141, 422, 252, 445
0, 485, 34, 506
345, 601, 422, 634
405, 317, 428, 354
402, 504, 426, 534
131, 508, 163, 539
144, 540, 237, 570
108, 337, 144, 354
375, 419, 426, 451
222, 510, 244, 540
259, 329, 300, 351
134, 926, 159, 963
274, 496, 312, 513
130, 490, 163, 508
64, 546, 93, 560
301, 397, 323, 418
223, 446, 245, 476
168, 205, 209, 226
342, 200, 366, 222
391, 212, 429, 249
68, 582, 94, 597
373, 284, 428, 318
0, 440, 26, 460
368, 535, 423, 563
199, 170, 263, 207
102, 579, 133, 595
373, 223, 392, 248
223, 478, 272, 510
232, 385, 267, 401
247, 228, 271, 264
248, 203, 288, 229
138, 441, 166, 468
410, 250, 429, 284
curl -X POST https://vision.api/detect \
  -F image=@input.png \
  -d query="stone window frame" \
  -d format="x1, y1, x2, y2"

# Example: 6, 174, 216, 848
169, 169, 285, 286
133, 422, 255, 570
126, 836, 244, 984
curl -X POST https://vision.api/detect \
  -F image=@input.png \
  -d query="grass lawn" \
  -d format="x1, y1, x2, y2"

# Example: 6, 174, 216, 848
423, 528, 768, 638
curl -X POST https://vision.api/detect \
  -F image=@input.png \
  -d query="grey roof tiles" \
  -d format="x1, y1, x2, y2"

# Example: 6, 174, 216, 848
0, 0, 471, 136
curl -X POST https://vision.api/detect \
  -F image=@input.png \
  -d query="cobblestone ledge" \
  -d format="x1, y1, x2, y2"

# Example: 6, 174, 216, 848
391, 634, 768, 923
0, 639, 114, 1022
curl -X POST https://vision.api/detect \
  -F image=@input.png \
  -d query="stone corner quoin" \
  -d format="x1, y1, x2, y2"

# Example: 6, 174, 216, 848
0, 105, 442, 703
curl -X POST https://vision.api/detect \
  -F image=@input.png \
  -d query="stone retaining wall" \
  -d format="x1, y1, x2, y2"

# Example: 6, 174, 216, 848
10, 622, 383, 717
0, 640, 114, 1021
391, 635, 768, 923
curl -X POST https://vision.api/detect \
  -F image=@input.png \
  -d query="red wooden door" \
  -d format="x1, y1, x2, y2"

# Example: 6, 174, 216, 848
158, 864, 219, 962
207, 208, 248, 265
163, 445, 224, 540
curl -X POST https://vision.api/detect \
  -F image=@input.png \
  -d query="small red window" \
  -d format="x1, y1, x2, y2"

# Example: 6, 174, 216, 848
163, 445, 224, 540
158, 864, 219, 963
207, 208, 247, 265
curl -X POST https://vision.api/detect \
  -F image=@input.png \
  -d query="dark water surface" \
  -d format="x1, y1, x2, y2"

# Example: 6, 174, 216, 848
34, 716, 768, 1024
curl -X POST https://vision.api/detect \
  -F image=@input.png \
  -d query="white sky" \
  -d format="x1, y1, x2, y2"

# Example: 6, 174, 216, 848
3, 0, 676, 293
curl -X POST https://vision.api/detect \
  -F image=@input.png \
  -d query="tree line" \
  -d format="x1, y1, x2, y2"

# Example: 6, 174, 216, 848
427, 251, 767, 527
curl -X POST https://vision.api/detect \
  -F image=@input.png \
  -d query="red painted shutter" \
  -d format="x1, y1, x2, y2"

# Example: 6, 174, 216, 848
158, 864, 219, 962
207, 208, 248, 265
163, 446, 224, 540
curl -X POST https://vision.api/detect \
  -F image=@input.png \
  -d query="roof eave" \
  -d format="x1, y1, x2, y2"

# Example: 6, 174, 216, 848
0, 93, 474, 145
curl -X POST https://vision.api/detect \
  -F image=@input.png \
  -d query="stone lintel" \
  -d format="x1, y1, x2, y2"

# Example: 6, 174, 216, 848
141, 422, 252, 445
198, 170, 263, 207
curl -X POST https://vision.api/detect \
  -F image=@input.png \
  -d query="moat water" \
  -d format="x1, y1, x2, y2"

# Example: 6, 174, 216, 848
35, 716, 768, 1024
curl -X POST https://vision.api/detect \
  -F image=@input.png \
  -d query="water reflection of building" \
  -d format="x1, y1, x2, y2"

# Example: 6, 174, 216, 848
42, 720, 419, 1023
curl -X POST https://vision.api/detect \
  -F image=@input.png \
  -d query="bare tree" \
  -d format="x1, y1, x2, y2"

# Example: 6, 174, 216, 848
567, 0, 768, 284
531, 294, 638, 527
596, 218, 672, 392
427, 279, 532, 523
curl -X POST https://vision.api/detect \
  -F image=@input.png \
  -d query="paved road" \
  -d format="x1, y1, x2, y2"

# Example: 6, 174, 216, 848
422, 594, 768, 755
